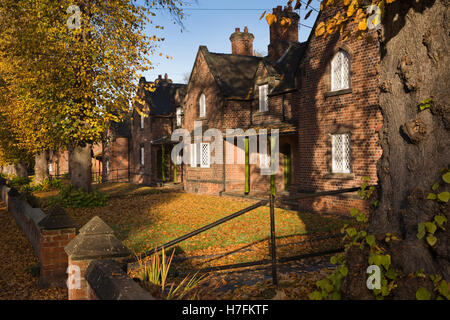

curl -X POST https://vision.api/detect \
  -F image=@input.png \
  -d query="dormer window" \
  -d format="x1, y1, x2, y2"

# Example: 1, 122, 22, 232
258, 84, 269, 112
176, 107, 182, 127
199, 93, 206, 117
331, 50, 350, 91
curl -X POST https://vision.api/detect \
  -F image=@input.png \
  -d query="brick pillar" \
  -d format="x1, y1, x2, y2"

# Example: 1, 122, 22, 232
37, 206, 76, 288
64, 216, 131, 300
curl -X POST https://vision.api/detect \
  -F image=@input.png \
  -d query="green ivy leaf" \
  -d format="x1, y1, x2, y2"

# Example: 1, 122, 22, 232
425, 222, 437, 234
443, 172, 450, 184
385, 268, 398, 280
434, 215, 447, 228
366, 235, 376, 247
417, 223, 426, 239
426, 234, 437, 246
356, 213, 367, 222
427, 193, 437, 200
437, 280, 449, 298
416, 287, 431, 300
432, 182, 440, 191
346, 227, 357, 237
330, 291, 341, 300
382, 254, 391, 269
437, 192, 450, 203
309, 291, 323, 300
340, 266, 348, 277
350, 208, 359, 216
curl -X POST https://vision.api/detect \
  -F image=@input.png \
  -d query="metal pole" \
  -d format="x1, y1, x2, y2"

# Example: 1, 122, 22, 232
270, 193, 278, 286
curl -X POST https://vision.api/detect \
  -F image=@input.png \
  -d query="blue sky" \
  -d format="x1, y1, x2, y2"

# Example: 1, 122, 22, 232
143, 0, 320, 84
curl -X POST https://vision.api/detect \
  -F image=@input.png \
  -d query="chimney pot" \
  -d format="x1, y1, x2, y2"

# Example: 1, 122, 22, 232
230, 27, 254, 56
164, 73, 168, 80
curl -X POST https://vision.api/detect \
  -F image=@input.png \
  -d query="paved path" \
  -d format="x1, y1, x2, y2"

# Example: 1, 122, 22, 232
0, 201, 67, 300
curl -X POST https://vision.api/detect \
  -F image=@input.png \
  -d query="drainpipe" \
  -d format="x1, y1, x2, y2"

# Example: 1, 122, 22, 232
220, 136, 226, 196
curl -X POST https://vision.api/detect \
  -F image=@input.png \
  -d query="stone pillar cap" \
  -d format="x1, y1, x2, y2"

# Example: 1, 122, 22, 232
38, 205, 77, 230
65, 216, 130, 261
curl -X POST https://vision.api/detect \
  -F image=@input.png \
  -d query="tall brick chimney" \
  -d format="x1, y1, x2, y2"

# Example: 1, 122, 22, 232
267, 6, 299, 61
230, 26, 254, 56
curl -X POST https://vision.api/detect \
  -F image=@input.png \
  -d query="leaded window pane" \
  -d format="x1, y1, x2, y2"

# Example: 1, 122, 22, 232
331, 51, 350, 91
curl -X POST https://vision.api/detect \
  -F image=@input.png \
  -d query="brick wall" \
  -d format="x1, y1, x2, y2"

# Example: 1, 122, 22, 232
0, 184, 76, 287
294, 3, 382, 214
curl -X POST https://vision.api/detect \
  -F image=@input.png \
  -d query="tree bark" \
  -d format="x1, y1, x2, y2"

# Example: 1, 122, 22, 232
68, 144, 92, 192
34, 150, 49, 184
342, 0, 450, 299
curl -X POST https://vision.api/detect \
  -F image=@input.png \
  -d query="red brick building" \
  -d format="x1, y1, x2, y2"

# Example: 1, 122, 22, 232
46, 2, 382, 216
178, 3, 382, 214
293, 4, 382, 214
130, 74, 186, 185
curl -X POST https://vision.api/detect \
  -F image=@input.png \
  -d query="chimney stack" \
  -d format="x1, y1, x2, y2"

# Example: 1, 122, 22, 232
267, 5, 299, 61
230, 26, 254, 56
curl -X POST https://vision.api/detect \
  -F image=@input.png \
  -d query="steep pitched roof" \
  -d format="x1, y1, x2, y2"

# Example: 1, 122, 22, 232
199, 46, 263, 99
139, 78, 187, 116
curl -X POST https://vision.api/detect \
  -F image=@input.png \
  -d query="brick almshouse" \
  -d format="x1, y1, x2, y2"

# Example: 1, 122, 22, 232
168, 3, 382, 214
3, 2, 382, 215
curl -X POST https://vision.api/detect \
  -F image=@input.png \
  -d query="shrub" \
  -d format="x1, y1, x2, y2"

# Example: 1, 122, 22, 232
49, 184, 108, 208
35, 178, 63, 191
8, 175, 31, 187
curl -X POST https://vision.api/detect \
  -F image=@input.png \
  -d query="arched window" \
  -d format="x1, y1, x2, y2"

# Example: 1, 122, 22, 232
199, 93, 206, 117
331, 50, 350, 91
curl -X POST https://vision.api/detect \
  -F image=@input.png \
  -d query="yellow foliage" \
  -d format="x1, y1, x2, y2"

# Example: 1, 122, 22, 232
358, 18, 367, 31
266, 13, 277, 26
315, 22, 326, 36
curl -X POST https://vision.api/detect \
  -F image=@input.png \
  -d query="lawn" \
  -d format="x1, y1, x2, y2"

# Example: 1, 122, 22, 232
34, 183, 354, 268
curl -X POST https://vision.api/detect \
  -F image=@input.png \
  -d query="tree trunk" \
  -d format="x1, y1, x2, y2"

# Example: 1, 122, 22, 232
342, 0, 450, 299
14, 163, 28, 178
69, 144, 92, 192
34, 150, 49, 184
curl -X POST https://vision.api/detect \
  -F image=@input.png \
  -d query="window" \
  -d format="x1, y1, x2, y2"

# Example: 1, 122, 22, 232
199, 94, 206, 117
176, 107, 182, 127
200, 143, 210, 168
260, 152, 270, 169
106, 160, 110, 174
140, 114, 145, 129
258, 84, 269, 112
190, 143, 197, 167
48, 163, 53, 172
331, 50, 350, 91
332, 133, 351, 173
140, 146, 145, 166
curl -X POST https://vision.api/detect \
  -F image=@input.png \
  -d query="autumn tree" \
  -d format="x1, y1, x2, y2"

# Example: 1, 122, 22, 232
264, 0, 449, 299
0, 0, 184, 189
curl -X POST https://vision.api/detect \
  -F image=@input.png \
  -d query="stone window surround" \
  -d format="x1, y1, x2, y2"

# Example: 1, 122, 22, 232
325, 124, 355, 180
323, 43, 354, 98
